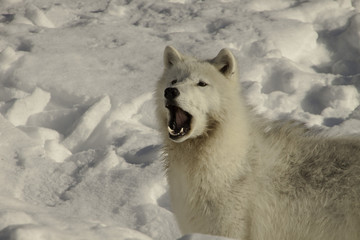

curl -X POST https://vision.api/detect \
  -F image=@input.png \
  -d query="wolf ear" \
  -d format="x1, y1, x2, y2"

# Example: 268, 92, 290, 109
164, 46, 182, 68
211, 48, 237, 79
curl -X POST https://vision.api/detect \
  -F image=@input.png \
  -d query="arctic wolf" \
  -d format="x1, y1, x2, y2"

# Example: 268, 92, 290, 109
155, 46, 360, 240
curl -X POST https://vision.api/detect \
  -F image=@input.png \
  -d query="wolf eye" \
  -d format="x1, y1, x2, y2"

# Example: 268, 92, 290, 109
171, 80, 177, 85
197, 81, 208, 87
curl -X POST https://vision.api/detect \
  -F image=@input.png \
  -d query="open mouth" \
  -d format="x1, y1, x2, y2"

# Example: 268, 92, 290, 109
166, 104, 192, 140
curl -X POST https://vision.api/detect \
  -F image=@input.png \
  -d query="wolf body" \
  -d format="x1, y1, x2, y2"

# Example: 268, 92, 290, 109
155, 46, 360, 240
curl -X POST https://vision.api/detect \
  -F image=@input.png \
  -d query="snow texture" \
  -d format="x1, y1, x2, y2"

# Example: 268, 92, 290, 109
0, 0, 360, 239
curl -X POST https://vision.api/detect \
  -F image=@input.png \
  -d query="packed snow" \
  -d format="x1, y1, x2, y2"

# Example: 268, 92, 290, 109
0, 0, 360, 239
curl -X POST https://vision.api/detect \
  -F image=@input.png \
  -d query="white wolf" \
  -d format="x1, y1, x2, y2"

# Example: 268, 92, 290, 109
155, 46, 360, 240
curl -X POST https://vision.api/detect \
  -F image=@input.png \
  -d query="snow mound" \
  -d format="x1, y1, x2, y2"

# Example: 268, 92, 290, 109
0, 47, 23, 71
62, 95, 111, 152
25, 4, 55, 28
262, 21, 318, 62
44, 140, 72, 163
0, 211, 34, 230
6, 88, 51, 126
178, 233, 235, 240
18, 126, 62, 145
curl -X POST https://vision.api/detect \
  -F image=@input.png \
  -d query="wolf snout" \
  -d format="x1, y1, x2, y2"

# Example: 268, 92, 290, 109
164, 87, 180, 100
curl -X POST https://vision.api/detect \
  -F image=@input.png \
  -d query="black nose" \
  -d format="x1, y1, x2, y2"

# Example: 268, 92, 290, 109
164, 87, 180, 100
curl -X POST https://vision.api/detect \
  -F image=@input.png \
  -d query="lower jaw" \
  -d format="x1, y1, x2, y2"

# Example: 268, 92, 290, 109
167, 125, 191, 141
169, 134, 184, 141
168, 133, 190, 142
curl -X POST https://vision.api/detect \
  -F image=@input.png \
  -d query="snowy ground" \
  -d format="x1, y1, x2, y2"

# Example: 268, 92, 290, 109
1, 0, 360, 239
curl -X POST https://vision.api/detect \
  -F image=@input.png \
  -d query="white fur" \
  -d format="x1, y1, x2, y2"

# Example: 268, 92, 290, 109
155, 46, 360, 239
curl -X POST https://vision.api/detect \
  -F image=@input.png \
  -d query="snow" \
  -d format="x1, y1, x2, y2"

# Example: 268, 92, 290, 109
179, 233, 236, 240
0, 0, 360, 239
25, 3, 55, 28
6, 87, 51, 126
62, 95, 111, 152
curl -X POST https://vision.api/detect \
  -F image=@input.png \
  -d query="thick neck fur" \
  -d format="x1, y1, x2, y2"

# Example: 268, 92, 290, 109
163, 92, 252, 195
161, 91, 254, 236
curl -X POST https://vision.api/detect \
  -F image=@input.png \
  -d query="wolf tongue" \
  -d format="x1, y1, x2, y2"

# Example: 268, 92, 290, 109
175, 107, 187, 128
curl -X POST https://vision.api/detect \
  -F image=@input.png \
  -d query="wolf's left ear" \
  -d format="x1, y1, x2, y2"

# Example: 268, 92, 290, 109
164, 46, 182, 69
211, 48, 237, 79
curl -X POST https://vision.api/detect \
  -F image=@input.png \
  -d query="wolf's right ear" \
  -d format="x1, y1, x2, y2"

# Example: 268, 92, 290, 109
211, 48, 237, 79
164, 46, 182, 68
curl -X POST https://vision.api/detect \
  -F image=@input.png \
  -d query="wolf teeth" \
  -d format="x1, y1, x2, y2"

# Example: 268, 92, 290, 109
168, 126, 179, 136
168, 126, 186, 136
168, 126, 175, 135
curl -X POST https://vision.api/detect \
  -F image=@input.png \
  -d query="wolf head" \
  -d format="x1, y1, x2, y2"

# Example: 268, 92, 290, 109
156, 46, 239, 143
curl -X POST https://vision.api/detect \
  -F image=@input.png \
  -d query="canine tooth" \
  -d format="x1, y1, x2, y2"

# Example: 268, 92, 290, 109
168, 126, 179, 136
180, 128, 184, 134
168, 126, 175, 134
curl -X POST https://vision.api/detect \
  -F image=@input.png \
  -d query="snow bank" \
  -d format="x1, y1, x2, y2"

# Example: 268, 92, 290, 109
0, 47, 23, 72
6, 88, 51, 126
0, 0, 360, 239
25, 4, 55, 28
44, 140, 72, 163
179, 234, 235, 240
260, 21, 318, 62
62, 95, 111, 152
18, 126, 61, 144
